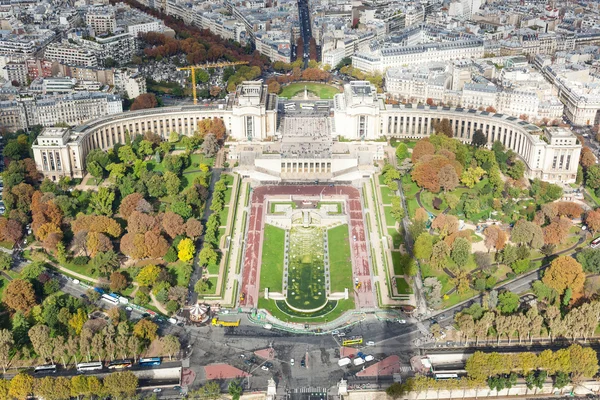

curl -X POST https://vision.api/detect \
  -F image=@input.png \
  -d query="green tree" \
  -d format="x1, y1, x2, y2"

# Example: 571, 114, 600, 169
0, 252, 11, 270
414, 233, 433, 261
199, 245, 218, 266
497, 291, 520, 314
228, 381, 243, 400
451, 237, 471, 268
8, 373, 34, 400
90, 187, 115, 216
471, 129, 487, 147
118, 145, 137, 164
461, 166, 486, 188
507, 160, 526, 180
396, 143, 409, 162
163, 171, 181, 197
146, 174, 166, 198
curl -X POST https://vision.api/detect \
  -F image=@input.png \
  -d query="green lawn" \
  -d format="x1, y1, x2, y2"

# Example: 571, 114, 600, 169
380, 186, 395, 204
395, 277, 412, 294
388, 228, 404, 249
327, 224, 353, 293
0, 241, 14, 250
60, 261, 99, 279
0, 276, 8, 300
196, 277, 218, 295
181, 171, 205, 189
420, 190, 446, 215
391, 252, 406, 275
223, 186, 233, 204
146, 160, 164, 173
259, 224, 286, 292
383, 206, 397, 227
168, 261, 193, 287
218, 227, 226, 243
270, 202, 296, 214
206, 263, 220, 275
187, 153, 215, 169
279, 82, 340, 99
258, 297, 355, 323
219, 207, 230, 226
220, 174, 234, 186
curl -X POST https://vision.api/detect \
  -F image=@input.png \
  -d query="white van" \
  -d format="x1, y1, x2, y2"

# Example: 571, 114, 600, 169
264, 324, 273, 330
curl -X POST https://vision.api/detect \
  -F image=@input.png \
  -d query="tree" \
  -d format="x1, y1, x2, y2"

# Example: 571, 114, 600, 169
90, 250, 119, 276
192, 381, 221, 399
431, 214, 459, 238
162, 212, 185, 239
438, 164, 459, 192
110, 272, 128, 292
133, 319, 158, 341
414, 233, 433, 261
0, 252, 11, 271
69, 309, 88, 335
484, 225, 507, 252
411, 140, 435, 163
451, 237, 471, 268
461, 166, 486, 188
511, 220, 544, 249
146, 174, 166, 198
228, 381, 243, 400
8, 373, 34, 400
201, 133, 219, 157
178, 238, 195, 262
0, 329, 13, 373
4, 279, 36, 313
585, 209, 600, 233
119, 193, 151, 219
160, 335, 180, 360
185, 218, 204, 239
163, 171, 181, 197
199, 245, 218, 266
430, 241, 450, 270
507, 160, 526, 180
130, 93, 158, 111
586, 164, 600, 189
390, 197, 404, 222
471, 129, 487, 147
542, 256, 585, 295
433, 118, 453, 138
580, 147, 597, 168
103, 371, 138, 399
136, 264, 161, 287
498, 291, 520, 314
569, 343, 599, 379
396, 143, 409, 162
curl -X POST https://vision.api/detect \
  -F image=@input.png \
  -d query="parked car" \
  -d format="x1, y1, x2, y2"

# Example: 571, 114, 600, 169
366, 341, 375, 346
290, 358, 295, 366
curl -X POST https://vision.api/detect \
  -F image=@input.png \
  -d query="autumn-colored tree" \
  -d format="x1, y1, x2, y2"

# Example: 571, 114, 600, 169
0, 218, 22, 243
178, 238, 195, 262
432, 214, 459, 238
133, 319, 158, 341
411, 139, 435, 163
127, 211, 159, 234
120, 232, 146, 259
130, 93, 158, 111
484, 225, 507, 252
185, 218, 204, 239
162, 211, 185, 239
8, 373, 34, 400
519, 114, 529, 121
118, 193, 152, 219
585, 209, 600, 233
103, 371, 139, 399
511, 219, 544, 249
71, 214, 122, 237
4, 279, 36, 314
412, 161, 441, 192
433, 118, 453, 138
267, 79, 280, 94
414, 208, 429, 223
136, 264, 161, 287
580, 147, 596, 169
426, 98, 434, 106
86, 231, 113, 257
542, 256, 585, 295
437, 164, 459, 192
144, 231, 169, 258
543, 217, 572, 245
110, 272, 128, 292
485, 106, 496, 113
197, 117, 226, 140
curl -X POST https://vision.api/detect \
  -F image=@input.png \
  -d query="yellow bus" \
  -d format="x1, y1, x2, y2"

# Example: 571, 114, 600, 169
342, 336, 363, 346
211, 317, 241, 327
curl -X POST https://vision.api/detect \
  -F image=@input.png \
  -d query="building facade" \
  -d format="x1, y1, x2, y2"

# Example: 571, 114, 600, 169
33, 81, 580, 184
44, 43, 98, 67
32, 82, 277, 180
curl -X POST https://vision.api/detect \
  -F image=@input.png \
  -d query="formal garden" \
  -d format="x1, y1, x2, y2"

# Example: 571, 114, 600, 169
257, 203, 355, 322
278, 82, 341, 99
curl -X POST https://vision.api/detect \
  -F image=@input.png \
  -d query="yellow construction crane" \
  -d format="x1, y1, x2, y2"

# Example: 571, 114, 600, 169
177, 61, 250, 105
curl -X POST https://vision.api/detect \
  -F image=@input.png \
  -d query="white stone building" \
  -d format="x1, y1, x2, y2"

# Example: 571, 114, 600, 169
44, 43, 99, 67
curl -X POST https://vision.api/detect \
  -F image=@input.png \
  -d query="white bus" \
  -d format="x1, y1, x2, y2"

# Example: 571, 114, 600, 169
101, 294, 119, 305
77, 362, 103, 372
316, 101, 329, 110
591, 237, 600, 249
284, 102, 296, 110
300, 103, 314, 110
34, 364, 57, 374
434, 373, 459, 380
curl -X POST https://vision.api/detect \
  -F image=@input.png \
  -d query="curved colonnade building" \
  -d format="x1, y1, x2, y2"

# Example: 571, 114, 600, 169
32, 80, 580, 184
